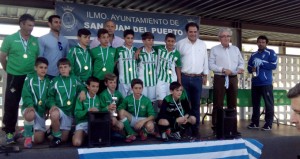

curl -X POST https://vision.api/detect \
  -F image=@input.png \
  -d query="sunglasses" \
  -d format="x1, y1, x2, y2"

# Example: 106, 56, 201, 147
58, 42, 63, 51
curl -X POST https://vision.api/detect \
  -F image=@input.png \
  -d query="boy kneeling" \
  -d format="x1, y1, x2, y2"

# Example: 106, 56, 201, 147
118, 79, 156, 143
157, 82, 196, 142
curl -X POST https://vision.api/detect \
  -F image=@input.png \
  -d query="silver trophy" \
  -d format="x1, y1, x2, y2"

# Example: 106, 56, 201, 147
111, 97, 118, 117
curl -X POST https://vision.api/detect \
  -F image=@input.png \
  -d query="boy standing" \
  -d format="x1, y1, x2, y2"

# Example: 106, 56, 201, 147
48, 58, 85, 147
21, 57, 50, 148
73, 76, 101, 147
157, 82, 196, 142
155, 33, 182, 106
67, 28, 92, 84
118, 79, 156, 143
99, 73, 124, 131
137, 32, 158, 102
91, 29, 117, 93
116, 29, 138, 97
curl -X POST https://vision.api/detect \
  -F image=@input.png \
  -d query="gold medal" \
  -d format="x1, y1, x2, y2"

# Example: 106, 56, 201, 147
38, 100, 42, 105
168, 69, 172, 74
102, 67, 106, 72
23, 54, 28, 58
67, 100, 71, 106
148, 71, 152, 75
128, 67, 132, 72
84, 66, 88, 70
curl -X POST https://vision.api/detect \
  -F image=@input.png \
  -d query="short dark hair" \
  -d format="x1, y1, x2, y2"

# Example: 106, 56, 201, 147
19, 14, 35, 24
86, 76, 100, 86
48, 15, 60, 23
287, 83, 300, 99
104, 73, 117, 83
170, 81, 182, 91
257, 35, 269, 44
97, 28, 109, 38
165, 33, 176, 41
131, 78, 143, 88
35, 57, 48, 66
57, 58, 71, 68
185, 22, 199, 32
124, 29, 134, 38
141, 32, 154, 40
77, 28, 91, 37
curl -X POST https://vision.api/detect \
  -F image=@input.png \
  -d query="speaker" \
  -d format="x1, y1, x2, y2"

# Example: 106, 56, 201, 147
216, 108, 238, 139
88, 112, 111, 147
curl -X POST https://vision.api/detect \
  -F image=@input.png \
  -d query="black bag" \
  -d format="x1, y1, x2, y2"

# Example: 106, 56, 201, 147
88, 112, 111, 147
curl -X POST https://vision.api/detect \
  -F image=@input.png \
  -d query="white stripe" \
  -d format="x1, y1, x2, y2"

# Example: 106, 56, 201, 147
78, 139, 245, 154
29, 78, 38, 104
55, 82, 64, 106
244, 140, 262, 155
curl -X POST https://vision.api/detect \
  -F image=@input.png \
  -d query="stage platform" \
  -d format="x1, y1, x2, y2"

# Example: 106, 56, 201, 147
1, 119, 299, 159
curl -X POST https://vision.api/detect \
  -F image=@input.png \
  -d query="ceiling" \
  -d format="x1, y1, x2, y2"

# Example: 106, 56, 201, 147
1, 0, 300, 46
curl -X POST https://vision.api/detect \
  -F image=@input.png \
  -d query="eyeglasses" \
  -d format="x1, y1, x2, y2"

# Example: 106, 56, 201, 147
58, 42, 63, 51
219, 35, 231, 38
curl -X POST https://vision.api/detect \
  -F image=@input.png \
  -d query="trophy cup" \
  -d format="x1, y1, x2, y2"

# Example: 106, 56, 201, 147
111, 97, 118, 117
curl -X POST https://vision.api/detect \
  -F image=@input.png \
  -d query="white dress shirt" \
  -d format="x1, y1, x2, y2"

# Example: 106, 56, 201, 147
176, 38, 209, 75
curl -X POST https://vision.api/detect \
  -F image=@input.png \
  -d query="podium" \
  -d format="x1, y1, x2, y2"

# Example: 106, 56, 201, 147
88, 112, 111, 147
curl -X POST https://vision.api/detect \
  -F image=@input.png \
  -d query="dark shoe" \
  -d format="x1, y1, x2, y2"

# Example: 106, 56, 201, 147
261, 125, 272, 131
247, 123, 259, 129
49, 137, 62, 148
170, 131, 181, 141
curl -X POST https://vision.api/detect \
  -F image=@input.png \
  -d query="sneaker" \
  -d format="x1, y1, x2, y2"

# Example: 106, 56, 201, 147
187, 136, 196, 142
165, 129, 171, 136
161, 132, 168, 142
6, 133, 15, 144
139, 130, 148, 141
24, 137, 32, 148
49, 137, 62, 148
125, 134, 136, 143
247, 123, 259, 129
261, 125, 272, 131
171, 131, 181, 140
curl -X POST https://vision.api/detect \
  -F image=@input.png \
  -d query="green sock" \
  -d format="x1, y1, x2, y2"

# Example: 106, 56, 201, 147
23, 121, 34, 137
52, 131, 62, 138
122, 118, 135, 135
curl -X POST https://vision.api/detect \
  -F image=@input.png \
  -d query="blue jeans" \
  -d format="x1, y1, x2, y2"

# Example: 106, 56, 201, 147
181, 74, 203, 132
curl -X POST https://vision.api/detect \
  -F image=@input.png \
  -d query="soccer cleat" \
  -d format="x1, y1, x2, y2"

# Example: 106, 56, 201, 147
247, 123, 259, 129
139, 130, 148, 141
24, 137, 32, 148
6, 133, 15, 144
161, 132, 168, 142
125, 134, 136, 143
49, 137, 62, 148
171, 131, 181, 141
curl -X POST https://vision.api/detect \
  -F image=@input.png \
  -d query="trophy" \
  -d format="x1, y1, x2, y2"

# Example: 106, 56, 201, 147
111, 97, 118, 117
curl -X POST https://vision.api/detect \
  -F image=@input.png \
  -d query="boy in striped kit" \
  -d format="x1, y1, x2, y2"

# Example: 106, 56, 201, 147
137, 32, 158, 102
115, 29, 138, 97
73, 76, 101, 147
21, 57, 50, 148
155, 33, 182, 106
91, 29, 117, 93
48, 58, 86, 147
67, 28, 92, 84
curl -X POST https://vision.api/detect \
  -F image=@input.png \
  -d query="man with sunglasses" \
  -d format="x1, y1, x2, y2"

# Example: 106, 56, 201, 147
39, 15, 69, 79
0, 14, 39, 144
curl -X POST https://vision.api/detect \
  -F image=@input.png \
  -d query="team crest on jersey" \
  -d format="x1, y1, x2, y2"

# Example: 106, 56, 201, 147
141, 105, 146, 109
32, 42, 36, 46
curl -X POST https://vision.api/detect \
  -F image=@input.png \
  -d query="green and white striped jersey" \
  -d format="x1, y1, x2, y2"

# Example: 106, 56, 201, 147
115, 46, 138, 84
137, 47, 158, 87
155, 45, 182, 83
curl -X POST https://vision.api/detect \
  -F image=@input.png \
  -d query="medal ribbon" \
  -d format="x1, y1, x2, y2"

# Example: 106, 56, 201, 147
100, 47, 109, 68
133, 95, 143, 119
60, 76, 72, 101
172, 97, 184, 117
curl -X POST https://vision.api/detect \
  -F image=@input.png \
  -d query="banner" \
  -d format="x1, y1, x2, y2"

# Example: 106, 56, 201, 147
78, 139, 263, 159
55, 2, 200, 47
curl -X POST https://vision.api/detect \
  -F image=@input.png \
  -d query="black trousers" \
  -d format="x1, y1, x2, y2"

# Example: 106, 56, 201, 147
2, 73, 26, 133
251, 85, 274, 127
